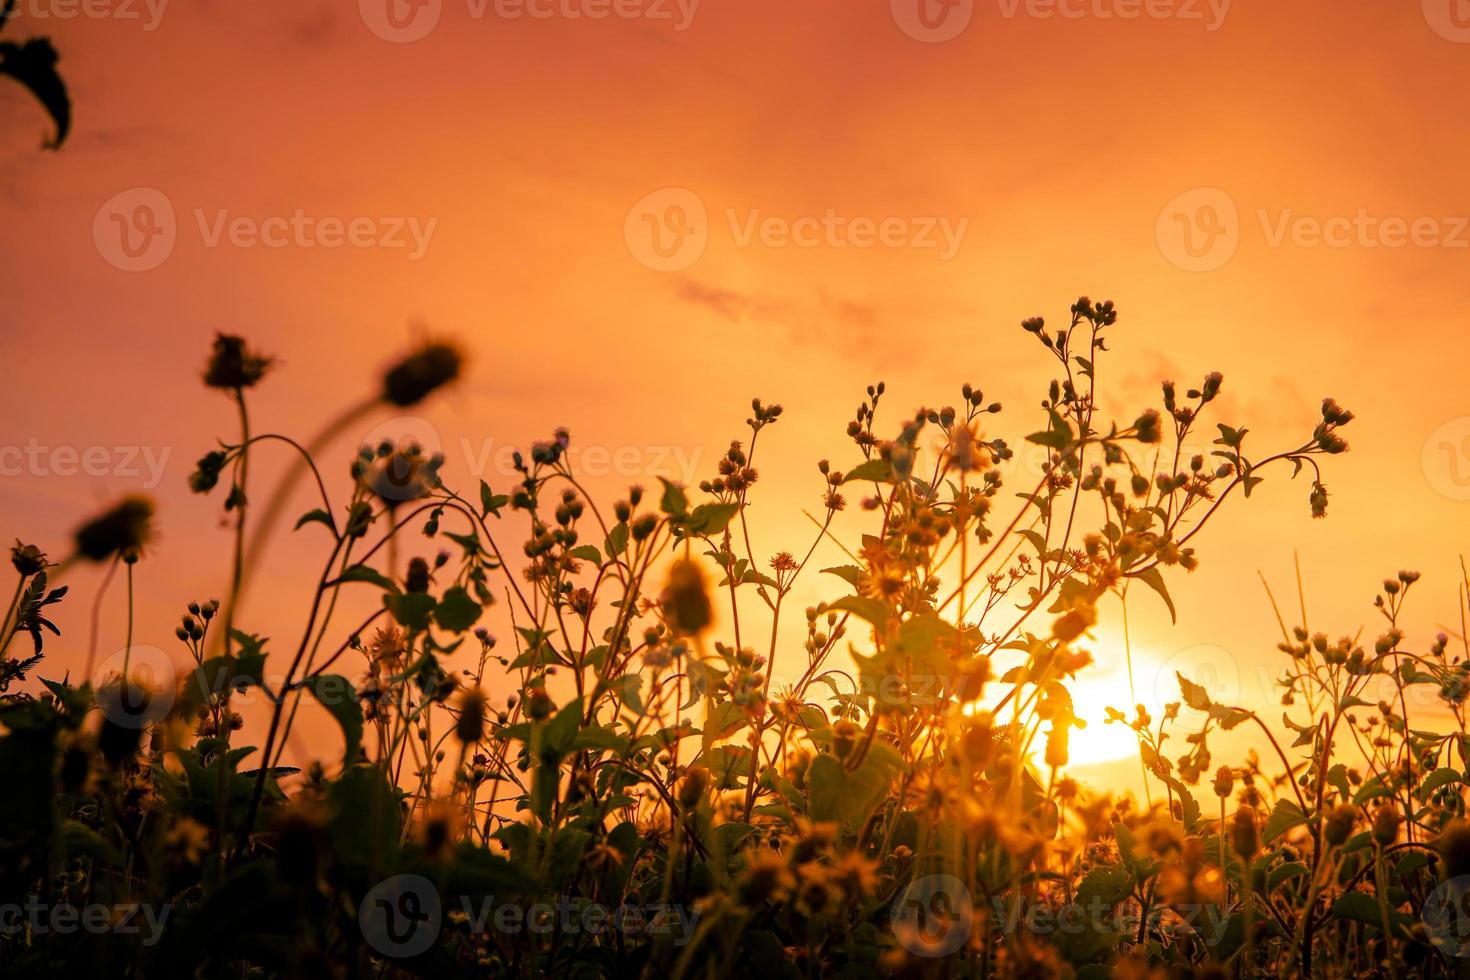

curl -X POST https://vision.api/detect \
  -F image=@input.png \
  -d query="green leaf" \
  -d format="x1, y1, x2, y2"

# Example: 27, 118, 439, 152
329, 764, 401, 862
1026, 411, 1073, 450
337, 564, 399, 592
1176, 671, 1213, 712
685, 502, 740, 535
820, 565, 865, 589
293, 508, 335, 534
1354, 774, 1393, 805
433, 586, 483, 632
384, 592, 435, 630
479, 480, 508, 517
842, 459, 893, 484
1133, 566, 1176, 623
542, 697, 584, 756
1420, 767, 1464, 796
1075, 864, 1134, 908
1262, 799, 1308, 843
567, 544, 603, 563
604, 522, 629, 560
302, 675, 362, 767
1331, 891, 1388, 927
704, 744, 753, 789
701, 701, 748, 750
825, 595, 890, 628
570, 724, 628, 754
805, 747, 903, 833
659, 477, 688, 517
1268, 861, 1308, 892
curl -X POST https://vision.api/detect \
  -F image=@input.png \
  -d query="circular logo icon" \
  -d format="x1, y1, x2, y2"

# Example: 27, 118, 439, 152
1155, 644, 1241, 711
1156, 188, 1239, 272
360, 874, 442, 958
1424, 0, 1470, 42
890, 873, 973, 958
359, 0, 442, 42
1424, 875, 1470, 956
891, 0, 974, 43
624, 188, 708, 272
1424, 417, 1470, 501
93, 188, 176, 272
92, 645, 176, 728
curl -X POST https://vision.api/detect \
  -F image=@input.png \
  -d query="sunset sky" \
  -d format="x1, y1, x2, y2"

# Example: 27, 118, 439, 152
4, 0, 1470, 792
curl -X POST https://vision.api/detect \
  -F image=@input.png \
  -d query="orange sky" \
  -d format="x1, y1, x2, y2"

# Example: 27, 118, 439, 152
4, 0, 1470, 793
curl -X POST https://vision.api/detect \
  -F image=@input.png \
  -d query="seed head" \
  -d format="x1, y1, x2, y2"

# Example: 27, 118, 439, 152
74, 495, 155, 562
203, 334, 274, 390
382, 340, 463, 407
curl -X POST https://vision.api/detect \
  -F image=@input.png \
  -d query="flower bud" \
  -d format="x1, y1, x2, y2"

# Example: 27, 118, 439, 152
1372, 805, 1402, 847
1230, 807, 1258, 861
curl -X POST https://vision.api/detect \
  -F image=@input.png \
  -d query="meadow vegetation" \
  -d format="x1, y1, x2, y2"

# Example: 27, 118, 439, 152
3, 298, 1469, 978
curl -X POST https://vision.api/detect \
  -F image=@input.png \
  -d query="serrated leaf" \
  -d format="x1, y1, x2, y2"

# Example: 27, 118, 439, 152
1177, 671, 1213, 712
1420, 767, 1464, 796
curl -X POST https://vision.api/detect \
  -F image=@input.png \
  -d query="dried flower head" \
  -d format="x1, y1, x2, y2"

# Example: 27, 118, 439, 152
10, 541, 46, 576
661, 559, 713, 636
382, 340, 463, 407
74, 495, 155, 562
204, 333, 274, 390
